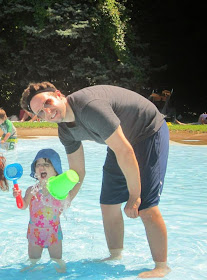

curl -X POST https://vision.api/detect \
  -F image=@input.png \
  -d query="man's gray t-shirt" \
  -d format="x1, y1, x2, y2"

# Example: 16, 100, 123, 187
58, 85, 165, 154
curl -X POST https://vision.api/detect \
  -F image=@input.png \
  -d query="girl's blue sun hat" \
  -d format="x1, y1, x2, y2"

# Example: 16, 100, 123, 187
30, 149, 63, 178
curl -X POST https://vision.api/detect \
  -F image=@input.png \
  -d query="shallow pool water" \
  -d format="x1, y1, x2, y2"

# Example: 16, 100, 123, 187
0, 138, 206, 280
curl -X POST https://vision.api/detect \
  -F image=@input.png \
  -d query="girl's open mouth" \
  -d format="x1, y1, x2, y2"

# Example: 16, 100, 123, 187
41, 172, 47, 179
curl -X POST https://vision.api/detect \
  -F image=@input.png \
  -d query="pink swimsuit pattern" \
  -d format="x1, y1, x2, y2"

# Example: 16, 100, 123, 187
27, 190, 63, 248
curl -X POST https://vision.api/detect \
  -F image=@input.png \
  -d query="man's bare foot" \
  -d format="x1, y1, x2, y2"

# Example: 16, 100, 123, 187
138, 262, 171, 278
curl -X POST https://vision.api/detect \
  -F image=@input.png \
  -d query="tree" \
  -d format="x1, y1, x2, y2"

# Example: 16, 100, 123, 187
0, 0, 150, 115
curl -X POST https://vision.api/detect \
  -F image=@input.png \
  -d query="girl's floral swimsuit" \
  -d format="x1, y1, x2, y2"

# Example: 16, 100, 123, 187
27, 190, 63, 248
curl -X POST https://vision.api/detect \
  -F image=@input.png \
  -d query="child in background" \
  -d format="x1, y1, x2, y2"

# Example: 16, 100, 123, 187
0, 108, 17, 151
13, 149, 70, 272
0, 153, 9, 191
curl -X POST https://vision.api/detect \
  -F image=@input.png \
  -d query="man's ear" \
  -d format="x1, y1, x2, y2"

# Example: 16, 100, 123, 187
56, 90, 61, 97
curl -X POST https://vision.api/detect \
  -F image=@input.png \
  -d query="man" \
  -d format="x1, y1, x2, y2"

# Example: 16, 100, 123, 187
20, 81, 171, 278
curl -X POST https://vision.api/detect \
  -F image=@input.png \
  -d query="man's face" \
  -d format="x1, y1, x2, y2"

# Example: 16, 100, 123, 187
30, 92, 67, 123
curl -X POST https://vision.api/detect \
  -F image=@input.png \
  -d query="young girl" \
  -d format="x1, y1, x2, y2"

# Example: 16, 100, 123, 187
13, 148, 70, 272
0, 153, 9, 191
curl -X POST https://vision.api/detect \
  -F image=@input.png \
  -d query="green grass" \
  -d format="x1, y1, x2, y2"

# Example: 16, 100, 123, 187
167, 123, 207, 133
13, 121, 207, 133
13, 122, 58, 128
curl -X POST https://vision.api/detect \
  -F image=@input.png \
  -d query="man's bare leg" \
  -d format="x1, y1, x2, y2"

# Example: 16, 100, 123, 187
139, 206, 171, 278
101, 203, 123, 260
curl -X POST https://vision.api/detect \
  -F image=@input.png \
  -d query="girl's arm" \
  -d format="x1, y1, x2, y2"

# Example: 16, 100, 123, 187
13, 186, 33, 210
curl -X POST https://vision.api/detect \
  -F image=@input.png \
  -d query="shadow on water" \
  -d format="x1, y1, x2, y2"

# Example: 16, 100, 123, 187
0, 259, 148, 280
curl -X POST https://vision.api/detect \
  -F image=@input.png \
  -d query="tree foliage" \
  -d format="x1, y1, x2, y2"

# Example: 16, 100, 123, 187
0, 0, 150, 115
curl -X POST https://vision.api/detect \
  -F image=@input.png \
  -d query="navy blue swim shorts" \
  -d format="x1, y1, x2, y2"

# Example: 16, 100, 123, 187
100, 121, 169, 211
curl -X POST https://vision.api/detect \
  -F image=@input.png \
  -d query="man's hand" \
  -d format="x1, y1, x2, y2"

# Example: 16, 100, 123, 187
124, 195, 141, 218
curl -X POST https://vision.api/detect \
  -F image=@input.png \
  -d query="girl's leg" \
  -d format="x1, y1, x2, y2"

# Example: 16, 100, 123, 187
21, 243, 43, 271
48, 240, 62, 259
28, 243, 43, 259
48, 241, 66, 273
28, 243, 43, 266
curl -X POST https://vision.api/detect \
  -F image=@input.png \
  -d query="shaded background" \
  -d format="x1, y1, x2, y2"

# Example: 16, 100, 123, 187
0, 0, 205, 120
129, 1, 205, 118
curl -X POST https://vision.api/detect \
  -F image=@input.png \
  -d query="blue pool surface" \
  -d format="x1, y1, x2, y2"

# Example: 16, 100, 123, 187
0, 137, 206, 280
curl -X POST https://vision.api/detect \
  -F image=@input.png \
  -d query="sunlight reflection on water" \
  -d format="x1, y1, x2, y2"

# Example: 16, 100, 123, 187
0, 138, 206, 280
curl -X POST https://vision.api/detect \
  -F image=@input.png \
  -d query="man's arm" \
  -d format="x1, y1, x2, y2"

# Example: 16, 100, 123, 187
105, 125, 141, 218
67, 143, 86, 201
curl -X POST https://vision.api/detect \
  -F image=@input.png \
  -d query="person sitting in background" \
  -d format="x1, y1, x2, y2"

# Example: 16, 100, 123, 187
0, 108, 17, 151
19, 109, 39, 122
0, 153, 9, 191
175, 112, 207, 125
148, 89, 172, 113
198, 113, 207, 124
